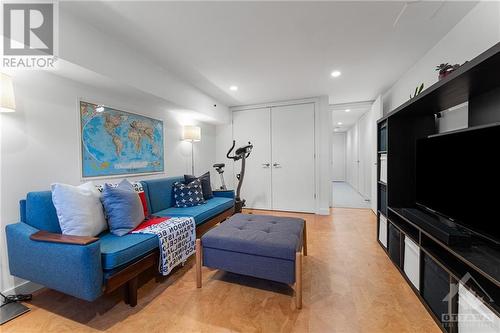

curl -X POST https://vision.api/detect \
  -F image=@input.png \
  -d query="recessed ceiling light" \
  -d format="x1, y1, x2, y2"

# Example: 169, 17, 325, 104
229, 85, 238, 91
337, 122, 343, 125
331, 70, 341, 78
345, 109, 351, 112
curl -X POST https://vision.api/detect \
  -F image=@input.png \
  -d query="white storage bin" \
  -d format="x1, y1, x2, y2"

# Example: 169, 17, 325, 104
380, 154, 387, 183
378, 215, 387, 248
404, 236, 420, 290
459, 283, 500, 333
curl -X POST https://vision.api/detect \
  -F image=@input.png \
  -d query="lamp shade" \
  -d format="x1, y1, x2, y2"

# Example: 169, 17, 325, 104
182, 125, 201, 142
1, 73, 16, 113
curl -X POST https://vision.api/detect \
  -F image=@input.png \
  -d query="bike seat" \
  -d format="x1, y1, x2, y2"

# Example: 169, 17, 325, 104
213, 163, 225, 168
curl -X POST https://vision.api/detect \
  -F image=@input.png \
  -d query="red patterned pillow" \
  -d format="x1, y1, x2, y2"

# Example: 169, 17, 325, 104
137, 191, 148, 217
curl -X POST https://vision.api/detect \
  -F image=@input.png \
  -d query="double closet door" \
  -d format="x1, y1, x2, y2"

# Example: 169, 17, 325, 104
233, 103, 315, 213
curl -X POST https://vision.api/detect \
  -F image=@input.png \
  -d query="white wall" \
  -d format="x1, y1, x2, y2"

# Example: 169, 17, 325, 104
332, 133, 346, 181
344, 97, 380, 208
0, 71, 217, 293
383, 1, 500, 114
318, 95, 333, 214
214, 124, 235, 190
370, 96, 383, 213
58, 4, 230, 124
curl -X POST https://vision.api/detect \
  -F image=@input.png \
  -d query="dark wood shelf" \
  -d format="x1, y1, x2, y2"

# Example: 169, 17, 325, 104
386, 207, 500, 319
390, 207, 500, 289
389, 207, 420, 229
378, 42, 500, 122
449, 241, 500, 288
377, 42, 500, 331
387, 214, 419, 243
382, 240, 448, 333
420, 234, 500, 317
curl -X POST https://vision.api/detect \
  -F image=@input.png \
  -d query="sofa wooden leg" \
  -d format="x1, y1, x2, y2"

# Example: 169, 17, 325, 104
127, 276, 138, 307
295, 252, 302, 309
303, 221, 308, 256
196, 239, 202, 288
123, 286, 130, 305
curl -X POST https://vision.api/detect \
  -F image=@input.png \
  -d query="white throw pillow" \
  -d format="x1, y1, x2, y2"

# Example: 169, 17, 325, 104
51, 181, 107, 236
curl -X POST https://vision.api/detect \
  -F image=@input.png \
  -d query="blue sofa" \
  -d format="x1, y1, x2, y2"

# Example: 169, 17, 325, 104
5, 176, 234, 306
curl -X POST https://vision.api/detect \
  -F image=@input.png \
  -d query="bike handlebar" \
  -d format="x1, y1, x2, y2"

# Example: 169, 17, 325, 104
227, 140, 253, 161
226, 140, 236, 159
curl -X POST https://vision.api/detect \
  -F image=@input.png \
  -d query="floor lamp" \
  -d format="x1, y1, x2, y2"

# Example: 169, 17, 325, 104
0, 73, 31, 325
1, 73, 16, 113
182, 125, 201, 175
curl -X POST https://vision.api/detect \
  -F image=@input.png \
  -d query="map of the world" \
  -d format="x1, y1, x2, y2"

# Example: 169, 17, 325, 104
80, 101, 164, 178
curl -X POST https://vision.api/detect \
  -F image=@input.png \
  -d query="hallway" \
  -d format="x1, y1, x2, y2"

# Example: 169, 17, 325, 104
332, 181, 371, 209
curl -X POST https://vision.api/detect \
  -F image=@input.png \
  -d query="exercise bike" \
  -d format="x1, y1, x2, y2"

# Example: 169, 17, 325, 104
212, 163, 227, 190
213, 140, 253, 213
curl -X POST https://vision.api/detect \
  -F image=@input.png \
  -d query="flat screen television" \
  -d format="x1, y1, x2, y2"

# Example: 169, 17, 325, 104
416, 123, 500, 244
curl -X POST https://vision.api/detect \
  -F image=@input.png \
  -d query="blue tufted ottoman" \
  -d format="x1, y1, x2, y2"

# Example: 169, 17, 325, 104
195, 213, 307, 309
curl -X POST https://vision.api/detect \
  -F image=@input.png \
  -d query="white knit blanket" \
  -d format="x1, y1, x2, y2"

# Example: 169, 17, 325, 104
132, 216, 196, 275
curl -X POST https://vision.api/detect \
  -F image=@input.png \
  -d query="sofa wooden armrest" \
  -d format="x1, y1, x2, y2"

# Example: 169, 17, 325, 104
30, 230, 99, 245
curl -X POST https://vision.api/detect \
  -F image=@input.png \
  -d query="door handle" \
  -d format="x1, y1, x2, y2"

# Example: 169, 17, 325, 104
262, 163, 270, 168
273, 162, 281, 168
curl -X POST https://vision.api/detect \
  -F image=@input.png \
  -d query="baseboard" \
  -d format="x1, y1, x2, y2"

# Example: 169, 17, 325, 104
2, 280, 43, 296
316, 208, 330, 216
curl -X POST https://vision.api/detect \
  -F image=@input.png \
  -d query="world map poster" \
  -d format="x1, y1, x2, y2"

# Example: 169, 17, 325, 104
80, 101, 164, 178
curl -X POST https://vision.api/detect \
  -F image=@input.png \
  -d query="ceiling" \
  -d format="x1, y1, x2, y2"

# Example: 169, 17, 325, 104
331, 101, 373, 132
63, 1, 477, 107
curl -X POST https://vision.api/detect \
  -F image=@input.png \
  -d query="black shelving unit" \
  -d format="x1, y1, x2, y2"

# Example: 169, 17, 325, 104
377, 42, 500, 333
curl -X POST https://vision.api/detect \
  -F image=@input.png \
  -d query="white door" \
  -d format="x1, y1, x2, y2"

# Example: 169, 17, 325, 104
233, 108, 272, 209
332, 133, 346, 181
271, 103, 315, 212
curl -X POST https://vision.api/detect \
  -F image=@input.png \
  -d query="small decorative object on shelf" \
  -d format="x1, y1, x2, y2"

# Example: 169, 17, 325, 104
410, 83, 424, 99
436, 62, 461, 80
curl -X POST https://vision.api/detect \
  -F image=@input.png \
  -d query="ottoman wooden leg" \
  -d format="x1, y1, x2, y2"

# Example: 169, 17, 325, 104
196, 239, 202, 288
295, 252, 302, 309
303, 221, 308, 256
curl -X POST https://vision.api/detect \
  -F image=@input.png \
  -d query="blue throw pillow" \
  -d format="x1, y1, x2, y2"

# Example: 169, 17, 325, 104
184, 172, 214, 200
101, 179, 145, 236
173, 179, 206, 208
